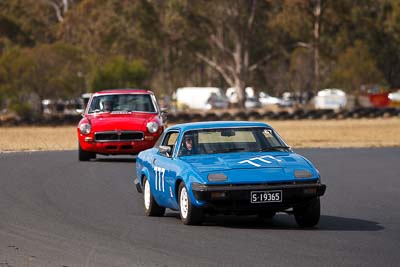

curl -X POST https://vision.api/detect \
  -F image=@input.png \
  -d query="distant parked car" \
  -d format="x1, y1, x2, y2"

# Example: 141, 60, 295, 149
244, 96, 262, 109
205, 92, 230, 110
77, 89, 165, 161
259, 92, 286, 107
135, 121, 326, 227
259, 92, 281, 105
176, 87, 228, 110
314, 89, 347, 110
226, 87, 261, 108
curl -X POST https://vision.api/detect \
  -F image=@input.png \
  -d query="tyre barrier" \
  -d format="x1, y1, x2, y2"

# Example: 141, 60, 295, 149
0, 114, 82, 126
166, 107, 400, 123
233, 111, 248, 120
0, 107, 399, 126
220, 112, 234, 120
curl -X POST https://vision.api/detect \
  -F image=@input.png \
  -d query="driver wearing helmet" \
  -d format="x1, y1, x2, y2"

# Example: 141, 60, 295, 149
100, 97, 113, 112
180, 134, 196, 156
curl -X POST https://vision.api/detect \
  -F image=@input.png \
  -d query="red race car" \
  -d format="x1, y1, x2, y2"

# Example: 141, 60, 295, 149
77, 89, 165, 161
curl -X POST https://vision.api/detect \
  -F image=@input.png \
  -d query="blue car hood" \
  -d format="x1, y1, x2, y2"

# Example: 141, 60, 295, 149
181, 152, 317, 183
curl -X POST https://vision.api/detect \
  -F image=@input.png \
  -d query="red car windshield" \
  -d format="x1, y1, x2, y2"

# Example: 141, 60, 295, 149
88, 94, 157, 114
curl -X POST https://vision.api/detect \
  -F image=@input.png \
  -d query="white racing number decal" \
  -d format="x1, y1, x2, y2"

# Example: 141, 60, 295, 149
239, 155, 282, 167
154, 166, 166, 192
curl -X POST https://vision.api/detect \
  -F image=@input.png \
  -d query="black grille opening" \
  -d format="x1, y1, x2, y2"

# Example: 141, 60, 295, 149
120, 133, 143, 140
95, 131, 144, 141
97, 133, 119, 141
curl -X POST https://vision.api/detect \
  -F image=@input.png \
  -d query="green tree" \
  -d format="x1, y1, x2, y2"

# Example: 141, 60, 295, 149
177, 0, 275, 108
3, 0, 400, 112
375, 0, 400, 88
289, 48, 314, 92
90, 56, 148, 92
271, 0, 351, 93
149, 0, 204, 96
0, 0, 62, 45
0, 43, 88, 115
0, 15, 34, 49
59, 0, 161, 59
328, 41, 386, 91
319, 0, 400, 89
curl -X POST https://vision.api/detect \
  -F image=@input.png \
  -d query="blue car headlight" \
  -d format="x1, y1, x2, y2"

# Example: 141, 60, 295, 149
207, 173, 227, 182
294, 170, 313, 178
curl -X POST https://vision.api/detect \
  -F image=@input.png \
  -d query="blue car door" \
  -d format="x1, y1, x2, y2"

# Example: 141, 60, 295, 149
151, 130, 180, 208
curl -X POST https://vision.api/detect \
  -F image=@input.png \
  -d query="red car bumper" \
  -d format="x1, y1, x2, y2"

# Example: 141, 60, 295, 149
79, 135, 158, 155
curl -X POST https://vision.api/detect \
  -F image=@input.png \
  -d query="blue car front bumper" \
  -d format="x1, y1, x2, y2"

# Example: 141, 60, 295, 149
191, 181, 326, 213
134, 177, 143, 193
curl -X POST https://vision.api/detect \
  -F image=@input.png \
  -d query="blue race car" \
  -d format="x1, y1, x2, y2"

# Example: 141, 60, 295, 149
134, 121, 326, 227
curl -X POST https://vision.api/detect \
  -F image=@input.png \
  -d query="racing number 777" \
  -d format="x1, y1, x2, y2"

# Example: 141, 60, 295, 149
154, 166, 165, 192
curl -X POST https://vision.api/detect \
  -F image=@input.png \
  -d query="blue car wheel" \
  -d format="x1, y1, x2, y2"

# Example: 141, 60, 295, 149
143, 176, 165, 217
294, 197, 320, 227
257, 211, 276, 220
178, 183, 203, 225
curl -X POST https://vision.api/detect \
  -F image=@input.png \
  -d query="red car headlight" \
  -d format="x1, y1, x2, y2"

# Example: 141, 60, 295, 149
146, 121, 159, 133
79, 123, 92, 134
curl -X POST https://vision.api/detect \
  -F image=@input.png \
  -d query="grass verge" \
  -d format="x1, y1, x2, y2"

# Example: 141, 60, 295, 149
0, 118, 399, 152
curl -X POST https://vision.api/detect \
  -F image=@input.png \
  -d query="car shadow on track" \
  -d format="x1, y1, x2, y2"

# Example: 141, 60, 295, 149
165, 212, 383, 231
317, 215, 384, 231
91, 156, 137, 163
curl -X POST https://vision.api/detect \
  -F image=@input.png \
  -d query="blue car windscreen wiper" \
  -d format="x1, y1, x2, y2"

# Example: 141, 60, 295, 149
216, 147, 246, 153
260, 146, 290, 152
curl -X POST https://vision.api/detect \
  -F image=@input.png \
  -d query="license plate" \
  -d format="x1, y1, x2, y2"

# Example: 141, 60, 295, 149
251, 190, 282, 203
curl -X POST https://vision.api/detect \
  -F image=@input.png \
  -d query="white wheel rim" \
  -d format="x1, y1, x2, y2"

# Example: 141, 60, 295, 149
180, 187, 189, 219
144, 179, 150, 210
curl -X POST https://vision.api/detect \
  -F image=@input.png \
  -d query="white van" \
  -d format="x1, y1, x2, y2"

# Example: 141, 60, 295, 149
176, 87, 228, 110
314, 89, 347, 110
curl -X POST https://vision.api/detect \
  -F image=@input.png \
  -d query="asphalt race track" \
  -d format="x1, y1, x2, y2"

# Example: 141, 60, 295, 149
0, 148, 399, 267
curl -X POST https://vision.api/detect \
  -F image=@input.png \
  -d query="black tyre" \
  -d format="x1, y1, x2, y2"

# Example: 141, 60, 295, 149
178, 183, 203, 225
294, 197, 321, 228
143, 177, 165, 216
79, 143, 96, 161
257, 211, 276, 220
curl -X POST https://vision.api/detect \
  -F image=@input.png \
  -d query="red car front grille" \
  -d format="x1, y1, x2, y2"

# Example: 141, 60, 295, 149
94, 131, 144, 142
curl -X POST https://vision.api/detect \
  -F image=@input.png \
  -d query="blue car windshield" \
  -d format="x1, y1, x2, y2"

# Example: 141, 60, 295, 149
88, 94, 156, 113
178, 127, 289, 156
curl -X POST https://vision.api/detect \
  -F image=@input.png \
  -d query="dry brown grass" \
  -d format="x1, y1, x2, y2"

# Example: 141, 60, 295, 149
0, 118, 399, 152
0, 126, 77, 152
269, 118, 400, 148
